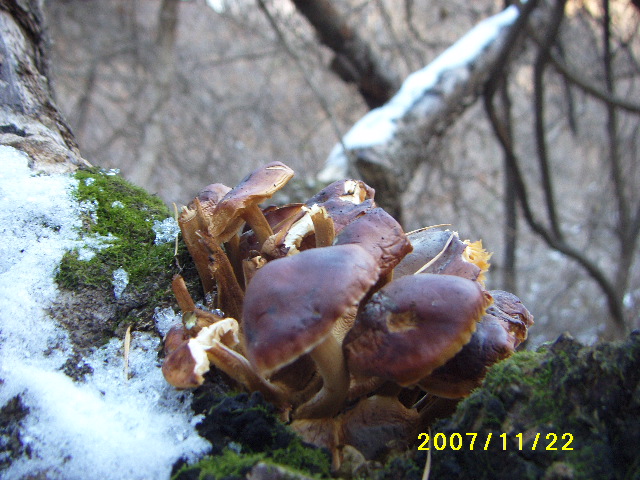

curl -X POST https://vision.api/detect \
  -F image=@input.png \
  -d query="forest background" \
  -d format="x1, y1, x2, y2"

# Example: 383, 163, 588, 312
45, 0, 640, 346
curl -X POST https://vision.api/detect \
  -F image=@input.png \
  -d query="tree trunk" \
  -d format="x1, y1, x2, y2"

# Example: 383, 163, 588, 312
0, 0, 89, 173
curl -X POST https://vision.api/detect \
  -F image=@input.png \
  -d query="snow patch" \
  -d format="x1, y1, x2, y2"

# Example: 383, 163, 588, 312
0, 146, 209, 479
153, 217, 180, 245
112, 267, 129, 299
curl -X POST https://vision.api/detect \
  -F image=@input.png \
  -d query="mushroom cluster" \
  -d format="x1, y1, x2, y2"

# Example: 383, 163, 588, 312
162, 162, 534, 469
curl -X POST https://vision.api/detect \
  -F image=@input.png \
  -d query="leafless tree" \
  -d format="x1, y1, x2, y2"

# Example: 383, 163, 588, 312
45, 0, 640, 342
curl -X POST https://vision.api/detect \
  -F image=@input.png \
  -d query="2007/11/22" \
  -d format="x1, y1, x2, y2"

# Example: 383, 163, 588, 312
418, 432, 574, 451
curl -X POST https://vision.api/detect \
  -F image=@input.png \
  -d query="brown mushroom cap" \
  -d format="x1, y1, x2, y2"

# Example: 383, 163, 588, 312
305, 179, 375, 234
189, 183, 232, 213
162, 318, 240, 389
417, 290, 534, 398
162, 337, 211, 389
343, 274, 493, 386
208, 161, 294, 245
242, 243, 380, 375
242, 243, 381, 418
163, 324, 190, 357
334, 207, 412, 277
393, 227, 490, 281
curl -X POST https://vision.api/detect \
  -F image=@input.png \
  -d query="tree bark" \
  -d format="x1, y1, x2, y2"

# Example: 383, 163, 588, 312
290, 0, 400, 109
0, 0, 89, 172
320, 1, 542, 223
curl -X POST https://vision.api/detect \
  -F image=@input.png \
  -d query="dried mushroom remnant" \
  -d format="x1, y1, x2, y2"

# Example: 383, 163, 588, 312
161, 161, 534, 471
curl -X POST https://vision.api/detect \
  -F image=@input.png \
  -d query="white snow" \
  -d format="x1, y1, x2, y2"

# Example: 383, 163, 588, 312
153, 217, 180, 245
320, 5, 520, 181
112, 267, 130, 299
0, 146, 210, 479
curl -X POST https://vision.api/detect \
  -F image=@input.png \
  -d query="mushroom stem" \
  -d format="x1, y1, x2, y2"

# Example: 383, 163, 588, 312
308, 205, 335, 248
224, 233, 245, 289
172, 275, 197, 312
178, 206, 216, 293
295, 334, 350, 419
200, 232, 245, 319
242, 203, 274, 247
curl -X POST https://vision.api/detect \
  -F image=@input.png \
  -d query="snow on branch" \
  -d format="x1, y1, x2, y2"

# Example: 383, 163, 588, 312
318, 4, 528, 220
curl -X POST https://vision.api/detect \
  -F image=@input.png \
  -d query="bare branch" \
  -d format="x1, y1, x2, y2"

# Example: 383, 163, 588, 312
532, 0, 567, 240
289, 0, 400, 108
255, 0, 346, 149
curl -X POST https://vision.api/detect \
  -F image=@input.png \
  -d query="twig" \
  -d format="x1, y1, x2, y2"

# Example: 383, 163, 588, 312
532, 0, 567, 240
123, 325, 132, 380
255, 0, 346, 151
483, 81, 628, 331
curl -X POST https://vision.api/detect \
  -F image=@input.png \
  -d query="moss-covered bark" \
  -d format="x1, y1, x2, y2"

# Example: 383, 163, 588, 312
51, 167, 193, 356
171, 391, 332, 480
377, 332, 640, 480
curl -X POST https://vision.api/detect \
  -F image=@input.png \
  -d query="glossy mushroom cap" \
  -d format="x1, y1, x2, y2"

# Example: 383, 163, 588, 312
334, 207, 413, 278
418, 290, 534, 398
208, 161, 295, 245
343, 274, 493, 386
242, 244, 380, 375
242, 243, 381, 418
394, 228, 491, 282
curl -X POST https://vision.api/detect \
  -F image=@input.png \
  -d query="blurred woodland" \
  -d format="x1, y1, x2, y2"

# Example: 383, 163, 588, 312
45, 0, 640, 345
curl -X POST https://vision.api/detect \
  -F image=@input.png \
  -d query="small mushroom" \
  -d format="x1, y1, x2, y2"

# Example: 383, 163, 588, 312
305, 179, 376, 234
162, 320, 236, 389
260, 204, 333, 259
207, 161, 294, 247
162, 316, 245, 390
163, 324, 190, 357
343, 274, 493, 387
162, 337, 211, 389
242, 244, 381, 418
417, 290, 534, 398
488, 289, 534, 346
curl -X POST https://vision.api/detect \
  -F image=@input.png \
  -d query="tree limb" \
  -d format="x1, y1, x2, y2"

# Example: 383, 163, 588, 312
289, 0, 400, 109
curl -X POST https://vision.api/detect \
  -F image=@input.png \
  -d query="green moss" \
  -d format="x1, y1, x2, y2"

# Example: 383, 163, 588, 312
54, 167, 184, 331
57, 168, 174, 288
172, 439, 332, 480
269, 436, 332, 476
173, 448, 264, 480
371, 333, 640, 479
173, 392, 332, 480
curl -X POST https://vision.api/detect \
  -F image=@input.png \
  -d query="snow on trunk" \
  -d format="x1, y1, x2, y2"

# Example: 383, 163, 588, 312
0, 146, 209, 480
